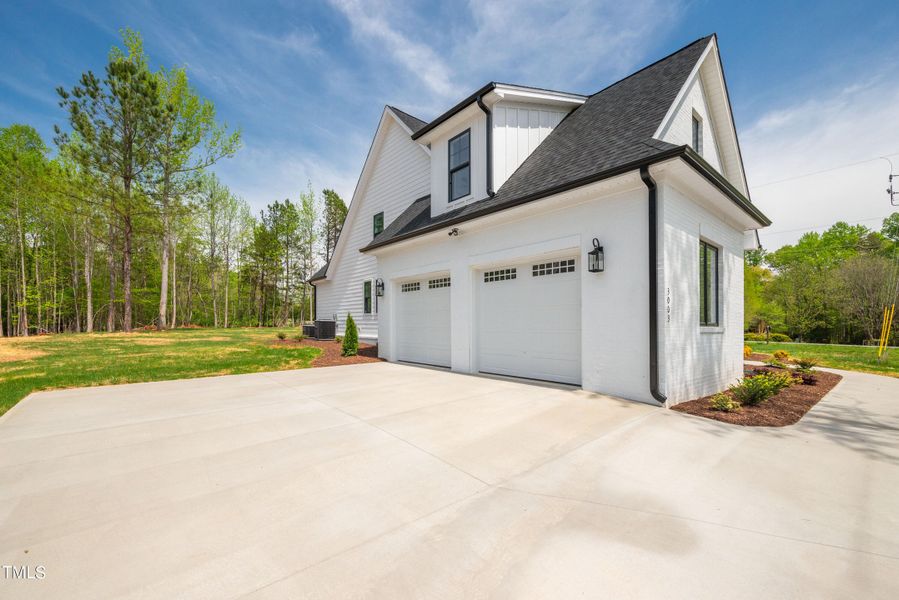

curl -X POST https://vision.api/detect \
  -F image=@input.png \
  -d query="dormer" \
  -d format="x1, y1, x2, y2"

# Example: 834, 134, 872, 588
412, 83, 585, 218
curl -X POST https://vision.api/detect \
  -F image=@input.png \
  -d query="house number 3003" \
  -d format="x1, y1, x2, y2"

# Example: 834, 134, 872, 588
666, 288, 671, 323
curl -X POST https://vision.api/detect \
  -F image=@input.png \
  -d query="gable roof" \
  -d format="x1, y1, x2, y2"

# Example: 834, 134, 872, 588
362, 35, 769, 252
387, 106, 428, 134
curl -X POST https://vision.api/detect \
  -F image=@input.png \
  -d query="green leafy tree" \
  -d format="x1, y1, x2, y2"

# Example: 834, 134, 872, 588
321, 189, 347, 262
56, 29, 164, 331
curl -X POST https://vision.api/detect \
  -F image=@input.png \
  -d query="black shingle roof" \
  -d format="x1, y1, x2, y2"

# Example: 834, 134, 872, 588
387, 106, 428, 134
364, 35, 768, 252
309, 263, 328, 282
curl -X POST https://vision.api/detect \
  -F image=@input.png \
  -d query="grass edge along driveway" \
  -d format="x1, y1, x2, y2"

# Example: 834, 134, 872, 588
0, 328, 320, 416
745, 340, 899, 377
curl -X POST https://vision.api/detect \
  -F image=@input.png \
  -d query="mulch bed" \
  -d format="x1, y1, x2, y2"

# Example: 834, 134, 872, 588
672, 365, 843, 427
272, 338, 382, 367
747, 352, 771, 362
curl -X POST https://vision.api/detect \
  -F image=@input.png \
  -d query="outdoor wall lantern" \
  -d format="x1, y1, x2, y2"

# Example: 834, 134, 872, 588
375, 278, 385, 297
588, 238, 604, 272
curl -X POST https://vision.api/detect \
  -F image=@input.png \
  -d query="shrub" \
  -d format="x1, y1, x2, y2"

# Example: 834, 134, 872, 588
743, 345, 753, 359
792, 357, 819, 371
765, 370, 796, 393
772, 349, 791, 362
729, 371, 793, 406
341, 314, 358, 357
276, 332, 287, 340
744, 332, 792, 343
798, 372, 818, 386
764, 359, 787, 369
293, 333, 304, 342
709, 393, 741, 412
335, 335, 343, 344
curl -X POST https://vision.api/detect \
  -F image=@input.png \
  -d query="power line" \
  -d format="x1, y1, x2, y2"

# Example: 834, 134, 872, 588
750, 151, 899, 189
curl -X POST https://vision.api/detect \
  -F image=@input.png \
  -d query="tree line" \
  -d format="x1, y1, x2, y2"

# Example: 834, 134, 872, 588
0, 30, 347, 337
745, 215, 899, 344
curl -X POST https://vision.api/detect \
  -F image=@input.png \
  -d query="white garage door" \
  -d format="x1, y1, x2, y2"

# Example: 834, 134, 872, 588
477, 258, 581, 384
396, 276, 451, 367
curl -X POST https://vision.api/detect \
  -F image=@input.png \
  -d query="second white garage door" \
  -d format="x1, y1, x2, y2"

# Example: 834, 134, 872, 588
477, 257, 581, 384
396, 276, 451, 368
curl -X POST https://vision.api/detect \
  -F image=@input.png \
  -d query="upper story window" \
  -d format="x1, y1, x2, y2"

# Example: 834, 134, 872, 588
372, 212, 384, 237
448, 129, 470, 201
699, 240, 719, 327
691, 114, 703, 155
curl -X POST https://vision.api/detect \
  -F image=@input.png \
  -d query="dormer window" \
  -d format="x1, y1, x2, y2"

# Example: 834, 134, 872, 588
448, 129, 470, 201
691, 113, 703, 155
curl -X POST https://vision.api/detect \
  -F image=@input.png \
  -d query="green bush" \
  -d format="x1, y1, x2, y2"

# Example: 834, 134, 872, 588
744, 332, 792, 343
276, 332, 287, 340
764, 359, 787, 369
335, 335, 343, 344
729, 371, 795, 406
709, 393, 741, 412
341, 314, 358, 357
293, 333, 304, 342
793, 357, 819, 371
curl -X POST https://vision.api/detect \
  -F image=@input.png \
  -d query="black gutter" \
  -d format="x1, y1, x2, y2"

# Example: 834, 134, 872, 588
412, 83, 496, 140
360, 145, 770, 253
360, 146, 685, 252
312, 285, 317, 321
475, 95, 495, 197
640, 166, 667, 405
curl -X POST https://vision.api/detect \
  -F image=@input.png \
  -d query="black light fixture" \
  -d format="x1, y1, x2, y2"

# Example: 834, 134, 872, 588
588, 238, 604, 272
375, 278, 385, 297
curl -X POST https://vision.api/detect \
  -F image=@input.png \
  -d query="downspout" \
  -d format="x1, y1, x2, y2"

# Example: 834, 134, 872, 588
640, 166, 667, 405
312, 284, 317, 322
476, 95, 495, 197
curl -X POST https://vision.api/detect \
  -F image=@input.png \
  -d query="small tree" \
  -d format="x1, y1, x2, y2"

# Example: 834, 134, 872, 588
342, 313, 358, 357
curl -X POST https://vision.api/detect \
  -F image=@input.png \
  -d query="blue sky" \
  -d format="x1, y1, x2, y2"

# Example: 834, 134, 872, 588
2, 0, 898, 249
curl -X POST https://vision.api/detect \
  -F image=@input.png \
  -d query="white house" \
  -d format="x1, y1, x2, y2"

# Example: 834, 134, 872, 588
310, 35, 771, 405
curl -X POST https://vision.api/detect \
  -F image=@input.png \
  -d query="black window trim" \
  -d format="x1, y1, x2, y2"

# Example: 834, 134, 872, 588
448, 128, 471, 202
699, 239, 719, 327
363, 280, 372, 314
372, 211, 384, 238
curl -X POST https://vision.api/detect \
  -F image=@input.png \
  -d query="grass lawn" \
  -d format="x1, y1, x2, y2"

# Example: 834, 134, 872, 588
0, 328, 320, 416
745, 340, 899, 377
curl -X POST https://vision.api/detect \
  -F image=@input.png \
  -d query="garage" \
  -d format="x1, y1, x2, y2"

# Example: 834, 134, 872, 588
477, 257, 581, 384
395, 275, 451, 367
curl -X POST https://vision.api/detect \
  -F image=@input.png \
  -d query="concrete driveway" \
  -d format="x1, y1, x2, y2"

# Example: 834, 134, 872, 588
1, 362, 897, 599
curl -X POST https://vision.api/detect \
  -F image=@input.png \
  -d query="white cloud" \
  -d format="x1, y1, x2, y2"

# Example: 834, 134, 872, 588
327, 0, 455, 98
460, 0, 681, 90
742, 74, 899, 249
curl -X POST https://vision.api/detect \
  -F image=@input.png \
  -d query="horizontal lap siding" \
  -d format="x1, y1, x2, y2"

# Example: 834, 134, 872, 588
661, 181, 744, 404
316, 119, 430, 338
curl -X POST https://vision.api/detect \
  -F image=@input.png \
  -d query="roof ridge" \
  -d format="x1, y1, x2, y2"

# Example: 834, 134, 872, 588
386, 105, 426, 124
588, 34, 714, 98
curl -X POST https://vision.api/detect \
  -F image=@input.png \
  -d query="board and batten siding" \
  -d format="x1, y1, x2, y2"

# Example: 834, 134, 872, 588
492, 102, 568, 190
315, 117, 430, 339
659, 179, 744, 404
657, 74, 723, 173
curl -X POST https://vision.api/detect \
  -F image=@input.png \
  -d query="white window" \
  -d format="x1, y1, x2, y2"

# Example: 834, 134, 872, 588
401, 282, 420, 293
484, 268, 516, 283
532, 259, 575, 277
428, 277, 451, 289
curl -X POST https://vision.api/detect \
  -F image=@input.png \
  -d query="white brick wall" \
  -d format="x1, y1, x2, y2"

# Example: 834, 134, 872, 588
659, 179, 744, 404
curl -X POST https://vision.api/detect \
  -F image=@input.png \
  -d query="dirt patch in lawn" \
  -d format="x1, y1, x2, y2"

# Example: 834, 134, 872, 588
672, 365, 843, 427
272, 338, 382, 367
0, 345, 47, 363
